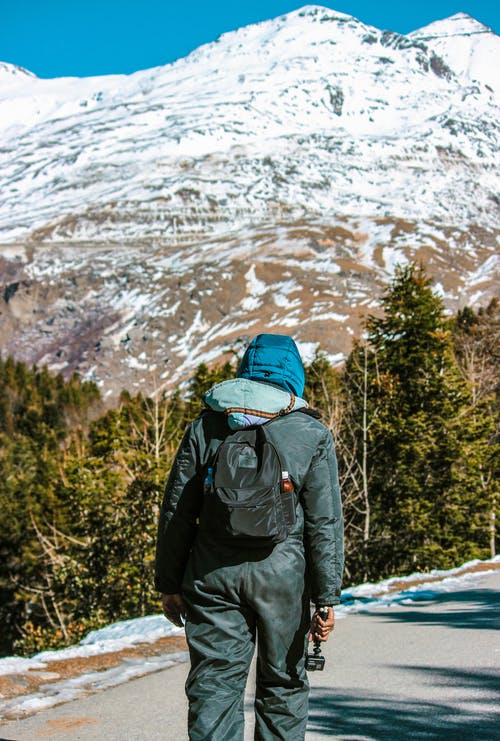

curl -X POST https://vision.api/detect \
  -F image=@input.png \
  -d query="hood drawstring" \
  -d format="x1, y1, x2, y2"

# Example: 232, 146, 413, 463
224, 394, 296, 421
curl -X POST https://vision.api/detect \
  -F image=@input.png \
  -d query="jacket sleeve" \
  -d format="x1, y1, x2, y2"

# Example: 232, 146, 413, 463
300, 427, 344, 606
154, 422, 204, 594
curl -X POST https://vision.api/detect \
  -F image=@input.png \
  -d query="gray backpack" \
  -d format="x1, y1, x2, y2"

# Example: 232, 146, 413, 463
200, 423, 297, 548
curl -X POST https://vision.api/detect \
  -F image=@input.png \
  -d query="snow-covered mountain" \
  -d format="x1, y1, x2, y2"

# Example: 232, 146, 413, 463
0, 6, 498, 398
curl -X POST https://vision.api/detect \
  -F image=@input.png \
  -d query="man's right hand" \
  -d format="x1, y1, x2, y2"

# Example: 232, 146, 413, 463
309, 606, 335, 642
161, 593, 185, 627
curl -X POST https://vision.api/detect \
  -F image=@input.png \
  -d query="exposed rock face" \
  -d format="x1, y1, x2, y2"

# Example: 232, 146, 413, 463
0, 6, 498, 399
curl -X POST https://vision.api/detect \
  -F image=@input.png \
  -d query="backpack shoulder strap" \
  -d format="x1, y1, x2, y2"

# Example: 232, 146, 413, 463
295, 407, 322, 419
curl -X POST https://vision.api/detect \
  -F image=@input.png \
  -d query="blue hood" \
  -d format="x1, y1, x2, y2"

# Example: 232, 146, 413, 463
236, 334, 305, 397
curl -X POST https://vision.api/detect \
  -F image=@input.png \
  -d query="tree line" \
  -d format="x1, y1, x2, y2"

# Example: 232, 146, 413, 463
0, 264, 498, 656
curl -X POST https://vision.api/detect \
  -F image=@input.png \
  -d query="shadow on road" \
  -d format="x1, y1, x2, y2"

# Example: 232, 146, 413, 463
391, 665, 500, 695
308, 667, 500, 740
363, 587, 500, 631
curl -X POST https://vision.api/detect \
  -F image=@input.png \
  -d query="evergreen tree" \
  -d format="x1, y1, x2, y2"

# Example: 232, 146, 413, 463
184, 361, 235, 420
451, 300, 499, 557
0, 358, 102, 654
349, 264, 475, 577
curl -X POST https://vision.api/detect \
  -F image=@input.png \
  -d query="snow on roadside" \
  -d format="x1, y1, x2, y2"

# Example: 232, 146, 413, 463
0, 556, 498, 719
0, 617, 186, 720
337, 556, 500, 616
0, 652, 188, 719
0, 617, 183, 677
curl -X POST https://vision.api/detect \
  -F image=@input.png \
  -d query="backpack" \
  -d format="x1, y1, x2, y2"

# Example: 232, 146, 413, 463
199, 422, 297, 548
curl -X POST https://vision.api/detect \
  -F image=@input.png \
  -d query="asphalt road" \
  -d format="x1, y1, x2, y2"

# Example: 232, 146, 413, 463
1, 570, 499, 741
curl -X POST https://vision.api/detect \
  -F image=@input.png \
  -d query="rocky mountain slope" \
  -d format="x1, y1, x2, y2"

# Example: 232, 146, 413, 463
0, 6, 498, 398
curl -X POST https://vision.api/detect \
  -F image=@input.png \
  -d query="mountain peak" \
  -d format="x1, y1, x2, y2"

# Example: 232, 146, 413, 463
291, 5, 356, 22
408, 11, 498, 91
410, 12, 494, 40
0, 61, 37, 81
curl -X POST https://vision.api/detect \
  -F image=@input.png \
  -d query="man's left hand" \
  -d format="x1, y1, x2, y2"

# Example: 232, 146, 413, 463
162, 593, 185, 627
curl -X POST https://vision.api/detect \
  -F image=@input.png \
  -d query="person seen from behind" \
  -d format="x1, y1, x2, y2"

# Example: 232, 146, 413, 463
155, 333, 344, 740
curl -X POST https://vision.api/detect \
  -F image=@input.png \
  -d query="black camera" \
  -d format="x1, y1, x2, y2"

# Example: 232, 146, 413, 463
305, 649, 325, 671
305, 607, 328, 672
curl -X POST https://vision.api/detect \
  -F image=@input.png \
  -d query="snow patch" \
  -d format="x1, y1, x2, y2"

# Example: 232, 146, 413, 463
337, 556, 500, 617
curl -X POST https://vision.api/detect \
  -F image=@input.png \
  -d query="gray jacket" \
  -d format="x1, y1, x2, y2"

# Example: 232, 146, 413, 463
155, 386, 344, 605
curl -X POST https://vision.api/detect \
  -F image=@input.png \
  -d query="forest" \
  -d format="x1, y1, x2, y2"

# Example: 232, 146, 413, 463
0, 264, 498, 657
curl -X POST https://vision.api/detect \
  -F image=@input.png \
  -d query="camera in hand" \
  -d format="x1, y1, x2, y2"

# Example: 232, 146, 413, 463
305, 606, 328, 672
305, 644, 325, 671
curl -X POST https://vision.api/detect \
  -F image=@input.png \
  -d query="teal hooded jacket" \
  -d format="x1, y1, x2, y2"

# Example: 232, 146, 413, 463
155, 335, 344, 605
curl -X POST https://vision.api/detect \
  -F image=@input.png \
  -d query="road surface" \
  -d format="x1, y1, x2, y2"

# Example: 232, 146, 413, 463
1, 570, 499, 740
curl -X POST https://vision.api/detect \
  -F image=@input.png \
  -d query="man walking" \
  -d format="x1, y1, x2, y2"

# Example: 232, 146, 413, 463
155, 333, 344, 740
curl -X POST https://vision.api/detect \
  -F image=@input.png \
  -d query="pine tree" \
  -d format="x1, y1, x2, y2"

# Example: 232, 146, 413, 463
184, 361, 235, 420
451, 300, 499, 557
350, 264, 473, 577
0, 357, 102, 654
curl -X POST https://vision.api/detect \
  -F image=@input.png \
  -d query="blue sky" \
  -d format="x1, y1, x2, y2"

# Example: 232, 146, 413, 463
2, 0, 499, 78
